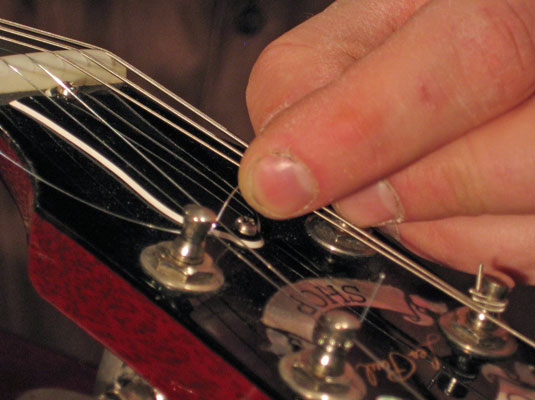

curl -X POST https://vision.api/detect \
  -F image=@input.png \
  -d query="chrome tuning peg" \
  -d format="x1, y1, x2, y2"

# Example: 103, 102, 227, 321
140, 204, 224, 294
439, 264, 517, 359
305, 215, 376, 258
279, 309, 366, 400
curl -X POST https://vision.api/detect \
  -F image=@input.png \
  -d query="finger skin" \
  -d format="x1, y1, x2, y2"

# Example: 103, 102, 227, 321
240, 0, 535, 219
247, 0, 429, 132
334, 95, 535, 226
391, 215, 535, 285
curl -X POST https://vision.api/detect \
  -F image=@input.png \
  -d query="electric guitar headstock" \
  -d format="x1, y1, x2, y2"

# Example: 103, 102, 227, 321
0, 19, 534, 400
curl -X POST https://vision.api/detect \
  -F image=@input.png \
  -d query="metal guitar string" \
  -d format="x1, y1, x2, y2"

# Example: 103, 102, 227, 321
0, 32, 307, 294
3, 53, 257, 245
316, 208, 535, 348
215, 186, 240, 223
18, 56, 202, 211
0, 18, 249, 150
0, 22, 516, 323
0, 15, 528, 368
1, 19, 532, 396
16, 19, 529, 353
0, 147, 180, 234
0, 20, 528, 396
68, 98, 230, 207
0, 20, 244, 164
88, 92, 254, 213
0, 22, 503, 399
4, 56, 293, 287
9, 98, 265, 249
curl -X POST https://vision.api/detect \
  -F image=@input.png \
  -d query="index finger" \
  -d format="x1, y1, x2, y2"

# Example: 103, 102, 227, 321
239, 0, 535, 219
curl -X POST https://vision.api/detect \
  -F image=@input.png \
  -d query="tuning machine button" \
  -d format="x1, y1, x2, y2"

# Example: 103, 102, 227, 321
279, 310, 366, 400
140, 204, 224, 294
305, 215, 376, 258
439, 265, 517, 360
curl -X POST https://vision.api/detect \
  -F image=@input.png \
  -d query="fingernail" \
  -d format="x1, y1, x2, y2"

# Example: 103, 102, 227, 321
247, 153, 317, 218
333, 180, 403, 227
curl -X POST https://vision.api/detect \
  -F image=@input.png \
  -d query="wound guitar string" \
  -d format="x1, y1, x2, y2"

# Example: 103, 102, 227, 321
0, 18, 531, 398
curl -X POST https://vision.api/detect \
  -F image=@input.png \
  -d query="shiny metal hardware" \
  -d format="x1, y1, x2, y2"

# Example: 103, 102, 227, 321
98, 374, 166, 400
45, 81, 79, 100
16, 351, 166, 400
95, 350, 167, 400
305, 215, 376, 257
438, 375, 466, 398
279, 310, 366, 400
439, 264, 517, 359
434, 353, 480, 398
234, 215, 259, 237
376, 397, 405, 400
140, 204, 224, 294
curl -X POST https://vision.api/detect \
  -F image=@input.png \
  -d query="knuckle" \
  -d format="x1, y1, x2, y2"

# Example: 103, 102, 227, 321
446, 139, 488, 215
410, 145, 487, 217
246, 39, 309, 130
246, 41, 283, 100
245, 40, 288, 127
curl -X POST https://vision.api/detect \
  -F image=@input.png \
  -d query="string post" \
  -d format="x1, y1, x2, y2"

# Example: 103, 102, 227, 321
171, 204, 216, 266
278, 310, 366, 400
140, 204, 224, 294
439, 266, 517, 359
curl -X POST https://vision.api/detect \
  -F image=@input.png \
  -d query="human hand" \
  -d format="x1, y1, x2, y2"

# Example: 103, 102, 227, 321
239, 0, 535, 284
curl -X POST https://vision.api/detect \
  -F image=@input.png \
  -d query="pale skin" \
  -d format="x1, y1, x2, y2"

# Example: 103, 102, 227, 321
239, 0, 535, 284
